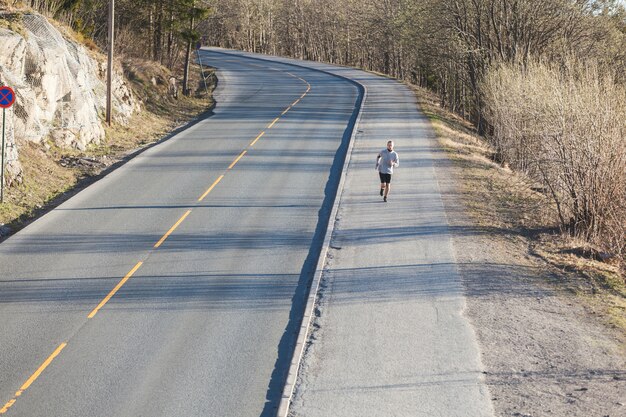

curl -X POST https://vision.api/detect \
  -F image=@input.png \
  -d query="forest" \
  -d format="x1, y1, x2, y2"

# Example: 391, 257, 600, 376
15, 0, 626, 260
205, 0, 626, 261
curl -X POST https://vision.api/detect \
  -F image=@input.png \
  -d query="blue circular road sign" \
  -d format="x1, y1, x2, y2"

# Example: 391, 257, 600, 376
0, 86, 15, 109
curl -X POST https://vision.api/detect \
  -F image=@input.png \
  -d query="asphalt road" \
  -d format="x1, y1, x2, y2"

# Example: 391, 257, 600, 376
0, 50, 360, 416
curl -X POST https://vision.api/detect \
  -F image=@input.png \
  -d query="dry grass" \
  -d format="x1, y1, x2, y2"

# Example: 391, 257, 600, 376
532, 235, 626, 330
410, 83, 626, 333
0, 141, 76, 226
0, 11, 28, 37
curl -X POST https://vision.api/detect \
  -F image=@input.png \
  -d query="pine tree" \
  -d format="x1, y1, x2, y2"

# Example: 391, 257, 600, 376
178, 0, 210, 95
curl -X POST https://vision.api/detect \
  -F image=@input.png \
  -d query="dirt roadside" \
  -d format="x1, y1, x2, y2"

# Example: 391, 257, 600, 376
413, 86, 626, 416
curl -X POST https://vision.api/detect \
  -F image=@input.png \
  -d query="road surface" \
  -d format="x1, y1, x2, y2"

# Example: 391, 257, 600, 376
0, 49, 359, 416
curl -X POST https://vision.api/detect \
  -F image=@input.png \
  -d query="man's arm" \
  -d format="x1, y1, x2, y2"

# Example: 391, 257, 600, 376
388, 153, 398, 167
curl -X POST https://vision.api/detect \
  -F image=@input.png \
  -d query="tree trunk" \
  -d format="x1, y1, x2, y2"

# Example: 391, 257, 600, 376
153, 0, 164, 63
166, 0, 174, 68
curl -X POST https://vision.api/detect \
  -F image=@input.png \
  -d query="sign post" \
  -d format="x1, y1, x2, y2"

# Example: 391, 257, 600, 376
0, 85, 16, 203
196, 42, 209, 97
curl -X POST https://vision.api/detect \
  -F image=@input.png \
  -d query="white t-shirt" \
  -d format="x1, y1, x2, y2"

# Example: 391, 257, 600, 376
377, 149, 399, 174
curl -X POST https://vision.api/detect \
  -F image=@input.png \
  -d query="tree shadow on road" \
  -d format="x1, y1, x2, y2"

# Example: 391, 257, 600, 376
258, 71, 364, 417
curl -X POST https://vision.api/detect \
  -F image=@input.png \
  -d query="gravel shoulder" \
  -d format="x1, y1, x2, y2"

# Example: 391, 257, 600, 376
416, 86, 626, 416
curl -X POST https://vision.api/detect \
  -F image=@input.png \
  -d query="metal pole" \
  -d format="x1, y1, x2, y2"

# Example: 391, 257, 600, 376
1, 108, 5, 203
106, 0, 115, 125
197, 49, 209, 97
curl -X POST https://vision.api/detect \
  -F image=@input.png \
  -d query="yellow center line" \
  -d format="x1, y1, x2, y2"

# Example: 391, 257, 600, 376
0, 399, 15, 414
1, 343, 67, 414
19, 343, 67, 392
194, 71, 310, 203
198, 175, 224, 201
154, 210, 192, 249
267, 117, 280, 129
228, 150, 247, 169
87, 262, 143, 318
250, 131, 265, 147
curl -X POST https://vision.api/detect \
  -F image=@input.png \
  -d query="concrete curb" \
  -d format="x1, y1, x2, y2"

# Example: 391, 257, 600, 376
273, 68, 367, 417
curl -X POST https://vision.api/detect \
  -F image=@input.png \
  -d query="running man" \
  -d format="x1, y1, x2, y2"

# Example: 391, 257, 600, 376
375, 140, 399, 202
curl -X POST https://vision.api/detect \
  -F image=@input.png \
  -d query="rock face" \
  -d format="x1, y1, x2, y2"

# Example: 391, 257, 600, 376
0, 12, 140, 184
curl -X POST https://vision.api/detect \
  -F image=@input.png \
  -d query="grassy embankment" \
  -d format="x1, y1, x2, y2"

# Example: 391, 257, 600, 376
411, 85, 626, 332
0, 24, 214, 234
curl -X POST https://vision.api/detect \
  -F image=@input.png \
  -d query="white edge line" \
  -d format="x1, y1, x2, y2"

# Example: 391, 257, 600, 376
276, 72, 367, 417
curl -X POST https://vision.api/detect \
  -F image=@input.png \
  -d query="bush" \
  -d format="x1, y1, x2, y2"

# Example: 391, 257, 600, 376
482, 60, 626, 260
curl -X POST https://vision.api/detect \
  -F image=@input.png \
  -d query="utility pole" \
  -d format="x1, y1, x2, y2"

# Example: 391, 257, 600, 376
106, 0, 115, 125
182, 0, 195, 96
196, 47, 209, 97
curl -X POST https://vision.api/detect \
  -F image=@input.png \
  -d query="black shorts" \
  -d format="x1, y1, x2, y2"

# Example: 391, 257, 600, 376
379, 173, 392, 183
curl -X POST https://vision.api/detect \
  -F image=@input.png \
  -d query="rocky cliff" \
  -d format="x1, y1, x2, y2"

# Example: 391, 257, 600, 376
0, 12, 139, 185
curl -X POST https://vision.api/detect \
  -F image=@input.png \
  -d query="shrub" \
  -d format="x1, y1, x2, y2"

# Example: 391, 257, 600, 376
482, 59, 626, 260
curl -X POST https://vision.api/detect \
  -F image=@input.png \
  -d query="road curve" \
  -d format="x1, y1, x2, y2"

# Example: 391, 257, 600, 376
0, 50, 361, 416
216, 51, 494, 416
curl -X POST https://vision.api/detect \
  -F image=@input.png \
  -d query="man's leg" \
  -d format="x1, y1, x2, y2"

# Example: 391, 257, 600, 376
384, 183, 390, 199
383, 175, 391, 201
379, 172, 386, 196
